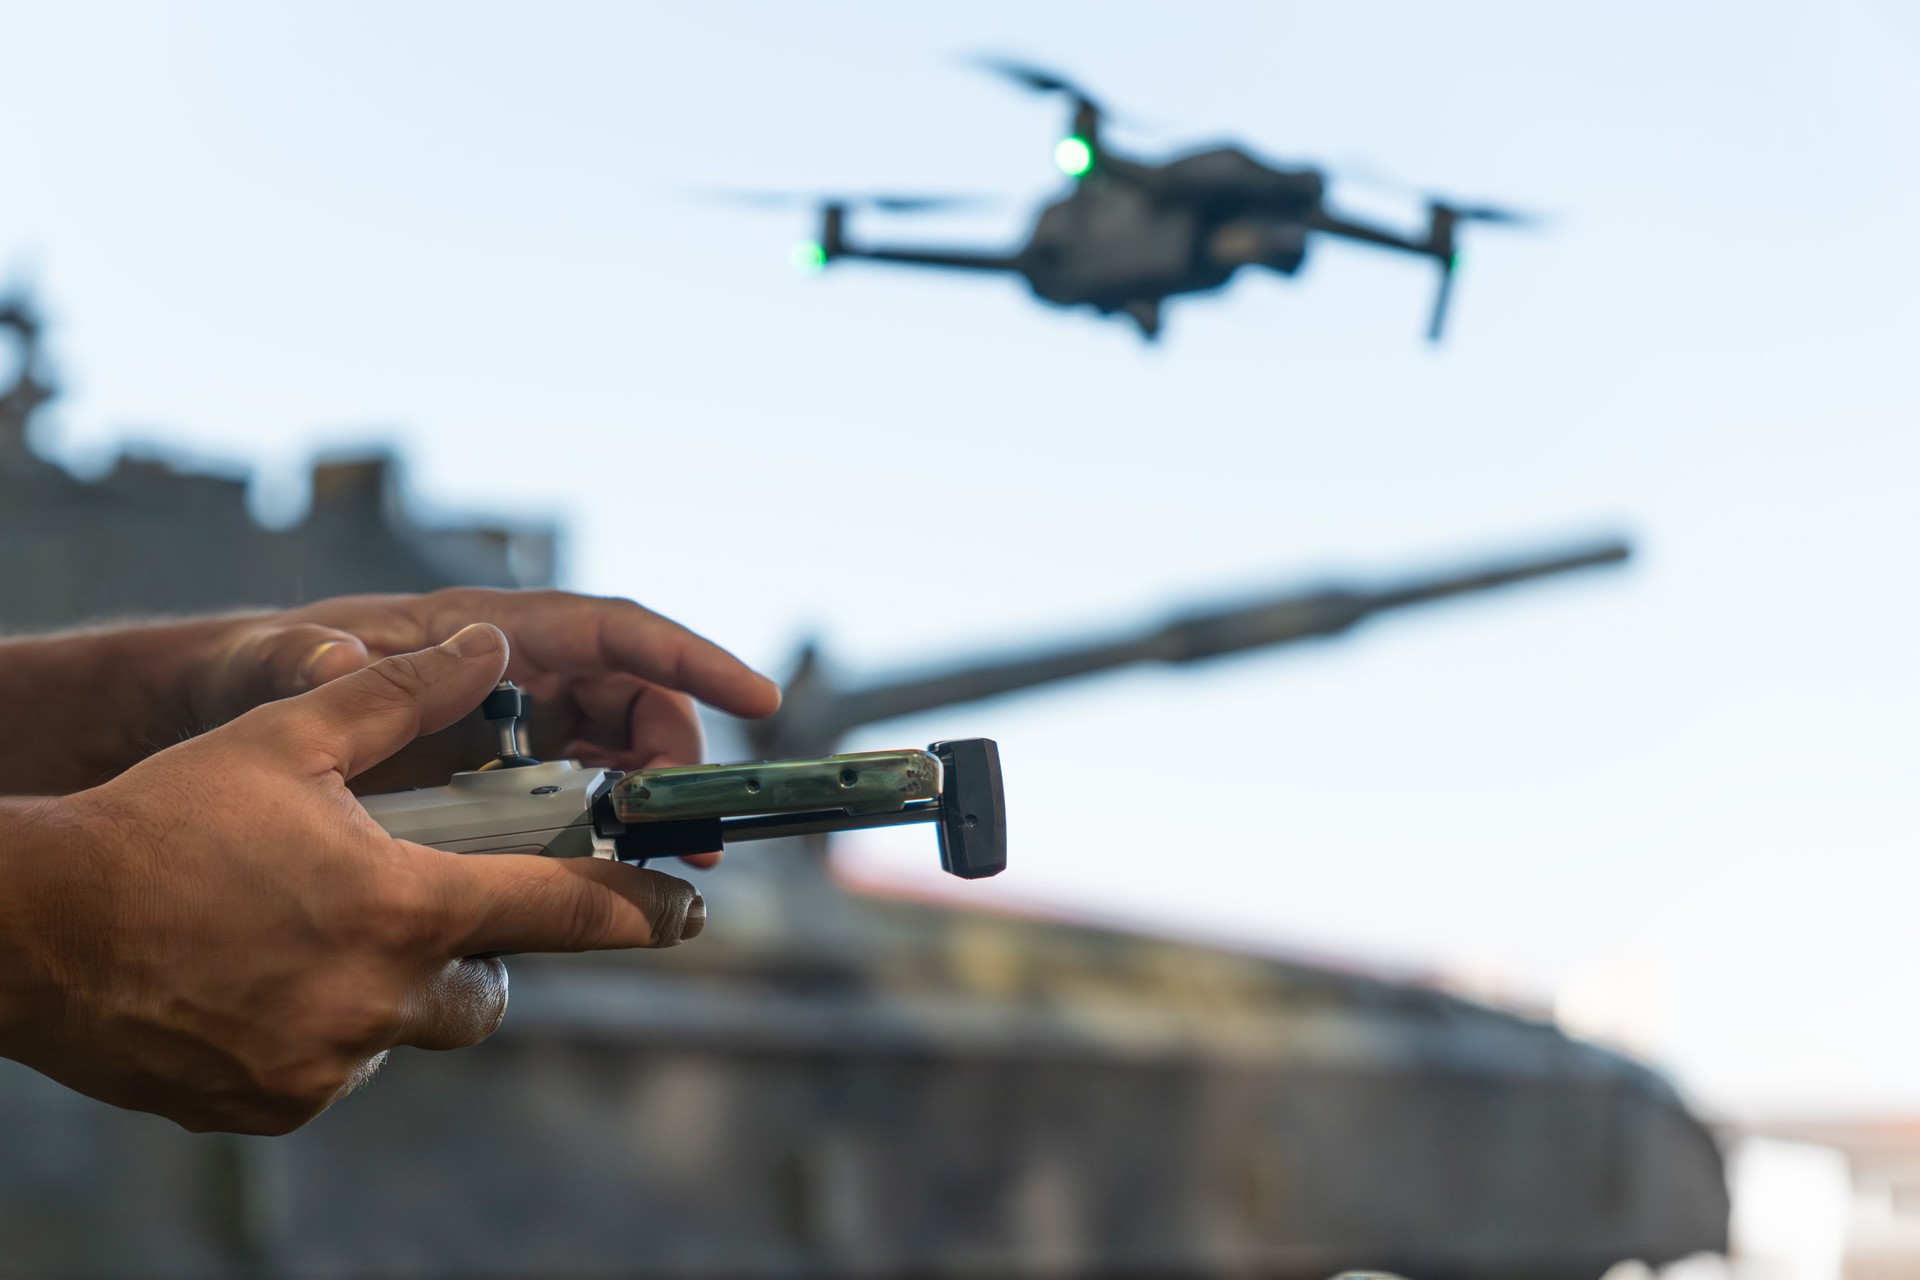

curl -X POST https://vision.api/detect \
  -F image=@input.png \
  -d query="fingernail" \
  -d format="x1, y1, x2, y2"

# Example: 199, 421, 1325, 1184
681, 893, 706, 941
298, 641, 348, 686
442, 623, 505, 659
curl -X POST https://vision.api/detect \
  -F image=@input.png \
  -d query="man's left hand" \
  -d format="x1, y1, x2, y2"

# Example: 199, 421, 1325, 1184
184, 589, 781, 822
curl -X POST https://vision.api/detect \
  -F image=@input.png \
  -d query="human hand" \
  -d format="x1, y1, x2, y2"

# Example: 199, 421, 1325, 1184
179, 589, 780, 863
0, 624, 703, 1135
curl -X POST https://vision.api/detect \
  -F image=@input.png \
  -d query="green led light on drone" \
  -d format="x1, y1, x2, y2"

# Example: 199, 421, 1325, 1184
1055, 135, 1094, 177
791, 241, 827, 275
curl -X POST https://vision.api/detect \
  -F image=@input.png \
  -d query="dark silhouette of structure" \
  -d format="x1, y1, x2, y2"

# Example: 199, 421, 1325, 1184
0, 297, 553, 624
0, 297, 1725, 1277
775, 61, 1533, 341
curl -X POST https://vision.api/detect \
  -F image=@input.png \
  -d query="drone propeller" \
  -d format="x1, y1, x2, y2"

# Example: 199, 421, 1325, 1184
699, 190, 998, 214
971, 55, 1108, 167
1335, 165, 1549, 230
1438, 202, 1543, 228
970, 56, 1100, 106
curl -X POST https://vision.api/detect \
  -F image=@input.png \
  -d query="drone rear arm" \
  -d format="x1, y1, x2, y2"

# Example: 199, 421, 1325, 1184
1306, 207, 1460, 342
1305, 208, 1438, 259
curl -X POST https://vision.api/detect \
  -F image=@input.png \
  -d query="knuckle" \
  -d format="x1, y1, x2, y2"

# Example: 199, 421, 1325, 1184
546, 867, 624, 948
216, 624, 332, 709
256, 716, 341, 774
332, 994, 407, 1049
252, 1058, 355, 1116
219, 699, 289, 748
284, 989, 399, 1056
418, 588, 460, 621
425, 586, 503, 622
363, 651, 435, 703
289, 963, 416, 1052
357, 879, 440, 953
224, 697, 344, 772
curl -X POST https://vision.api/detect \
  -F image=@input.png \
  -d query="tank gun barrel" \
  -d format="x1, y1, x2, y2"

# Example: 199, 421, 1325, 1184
1360, 540, 1630, 611
759, 538, 1629, 757
1158, 538, 1629, 662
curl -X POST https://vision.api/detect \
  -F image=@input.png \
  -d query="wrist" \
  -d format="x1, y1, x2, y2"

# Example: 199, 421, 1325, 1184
0, 615, 240, 792
0, 795, 85, 1059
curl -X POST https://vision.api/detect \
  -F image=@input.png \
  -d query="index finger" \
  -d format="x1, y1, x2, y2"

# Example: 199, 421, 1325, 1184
425, 590, 781, 720
430, 852, 705, 956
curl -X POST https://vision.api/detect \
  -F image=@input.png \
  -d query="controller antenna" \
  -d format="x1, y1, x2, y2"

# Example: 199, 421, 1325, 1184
477, 680, 541, 770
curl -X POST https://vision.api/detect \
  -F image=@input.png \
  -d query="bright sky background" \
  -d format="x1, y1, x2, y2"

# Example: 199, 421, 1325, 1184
4, 0, 1917, 1119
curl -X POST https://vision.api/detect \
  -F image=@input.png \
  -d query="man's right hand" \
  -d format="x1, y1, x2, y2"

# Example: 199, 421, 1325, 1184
0, 623, 702, 1135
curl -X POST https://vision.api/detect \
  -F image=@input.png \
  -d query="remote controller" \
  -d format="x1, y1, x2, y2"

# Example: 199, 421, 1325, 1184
361, 682, 1006, 879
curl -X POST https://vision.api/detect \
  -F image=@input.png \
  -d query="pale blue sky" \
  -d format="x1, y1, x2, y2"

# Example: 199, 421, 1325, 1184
5, 0, 1918, 1115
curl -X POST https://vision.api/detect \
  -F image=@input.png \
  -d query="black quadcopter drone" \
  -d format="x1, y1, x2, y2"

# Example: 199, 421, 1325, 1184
745, 60, 1537, 341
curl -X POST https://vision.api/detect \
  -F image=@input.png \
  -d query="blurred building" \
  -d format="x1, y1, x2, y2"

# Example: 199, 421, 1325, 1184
1719, 1121, 1920, 1280
2, 420, 548, 631
0, 294, 551, 621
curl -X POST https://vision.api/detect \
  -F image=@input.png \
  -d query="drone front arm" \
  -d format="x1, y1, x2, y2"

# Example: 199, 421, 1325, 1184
838, 244, 1025, 274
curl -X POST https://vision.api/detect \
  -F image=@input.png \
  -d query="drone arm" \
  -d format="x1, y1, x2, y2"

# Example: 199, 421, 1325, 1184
1308, 207, 1464, 343
812, 203, 1018, 275
837, 245, 1023, 274
1305, 209, 1435, 258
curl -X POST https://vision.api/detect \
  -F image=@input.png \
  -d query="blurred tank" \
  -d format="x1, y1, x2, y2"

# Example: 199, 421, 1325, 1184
0, 297, 1726, 1278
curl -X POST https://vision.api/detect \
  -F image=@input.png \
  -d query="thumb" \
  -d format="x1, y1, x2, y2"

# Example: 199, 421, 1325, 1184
198, 622, 372, 723
256, 623, 509, 780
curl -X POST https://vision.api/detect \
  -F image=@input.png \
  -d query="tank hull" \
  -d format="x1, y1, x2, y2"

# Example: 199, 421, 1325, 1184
0, 888, 1727, 1279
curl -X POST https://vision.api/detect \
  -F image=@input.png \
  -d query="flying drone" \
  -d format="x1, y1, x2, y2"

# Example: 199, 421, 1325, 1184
749, 60, 1537, 341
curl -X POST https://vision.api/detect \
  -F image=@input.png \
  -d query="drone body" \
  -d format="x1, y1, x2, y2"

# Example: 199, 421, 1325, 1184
799, 63, 1532, 341
1003, 147, 1323, 338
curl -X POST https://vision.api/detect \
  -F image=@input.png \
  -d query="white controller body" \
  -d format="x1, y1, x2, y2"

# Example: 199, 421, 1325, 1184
360, 760, 618, 859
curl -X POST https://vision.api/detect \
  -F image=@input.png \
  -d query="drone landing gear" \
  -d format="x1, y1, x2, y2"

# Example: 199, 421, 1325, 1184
1122, 299, 1162, 340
